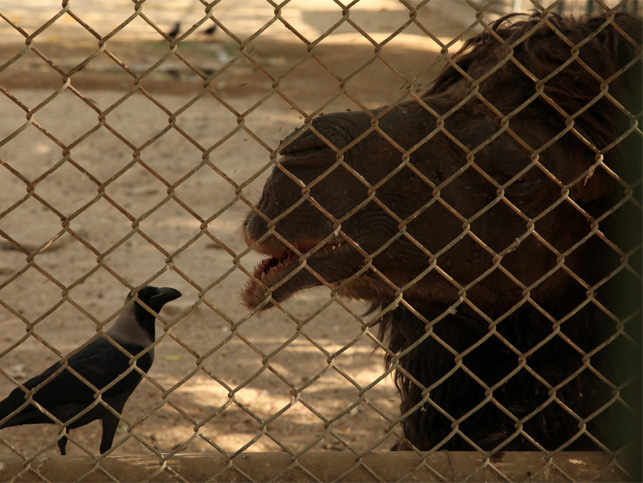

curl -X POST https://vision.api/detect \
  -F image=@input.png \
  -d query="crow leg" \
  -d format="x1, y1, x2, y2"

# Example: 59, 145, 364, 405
57, 431, 68, 455
99, 413, 120, 454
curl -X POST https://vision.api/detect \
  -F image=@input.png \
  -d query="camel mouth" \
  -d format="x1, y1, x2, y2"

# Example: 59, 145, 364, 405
243, 240, 345, 308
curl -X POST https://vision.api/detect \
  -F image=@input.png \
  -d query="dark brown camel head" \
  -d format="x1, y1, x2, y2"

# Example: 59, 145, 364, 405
242, 12, 641, 320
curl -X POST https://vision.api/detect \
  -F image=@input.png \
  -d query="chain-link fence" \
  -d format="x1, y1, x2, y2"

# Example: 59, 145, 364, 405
0, 0, 641, 481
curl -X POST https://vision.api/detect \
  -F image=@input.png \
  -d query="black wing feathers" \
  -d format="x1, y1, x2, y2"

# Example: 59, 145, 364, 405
0, 337, 151, 426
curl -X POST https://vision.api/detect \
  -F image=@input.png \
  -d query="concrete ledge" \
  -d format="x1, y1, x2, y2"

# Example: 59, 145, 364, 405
0, 451, 631, 482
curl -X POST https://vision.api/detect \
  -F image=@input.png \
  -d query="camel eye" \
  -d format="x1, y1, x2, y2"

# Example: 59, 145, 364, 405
503, 178, 541, 195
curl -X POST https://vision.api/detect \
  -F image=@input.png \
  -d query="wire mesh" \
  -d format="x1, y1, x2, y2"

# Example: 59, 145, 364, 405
0, 0, 641, 481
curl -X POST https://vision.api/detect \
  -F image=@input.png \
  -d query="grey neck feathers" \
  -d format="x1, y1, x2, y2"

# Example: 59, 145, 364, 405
105, 303, 155, 357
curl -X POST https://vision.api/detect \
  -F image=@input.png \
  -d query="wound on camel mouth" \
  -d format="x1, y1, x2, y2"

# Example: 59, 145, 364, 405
252, 241, 344, 282
254, 251, 297, 280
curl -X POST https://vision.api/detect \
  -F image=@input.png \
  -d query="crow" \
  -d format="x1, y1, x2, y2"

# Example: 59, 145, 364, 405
0, 286, 181, 455
204, 23, 218, 36
167, 21, 181, 40
167, 21, 218, 41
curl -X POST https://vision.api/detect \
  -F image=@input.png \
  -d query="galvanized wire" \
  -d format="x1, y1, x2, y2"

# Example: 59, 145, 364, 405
0, 0, 640, 481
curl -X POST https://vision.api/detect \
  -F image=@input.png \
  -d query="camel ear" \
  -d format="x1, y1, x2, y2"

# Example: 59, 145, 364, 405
596, 14, 642, 64
572, 15, 642, 204
593, 14, 642, 99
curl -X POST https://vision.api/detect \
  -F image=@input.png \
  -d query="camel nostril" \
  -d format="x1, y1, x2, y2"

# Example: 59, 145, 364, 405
278, 130, 335, 168
278, 129, 330, 157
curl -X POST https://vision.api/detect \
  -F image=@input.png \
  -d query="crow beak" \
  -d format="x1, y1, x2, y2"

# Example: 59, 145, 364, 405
151, 287, 182, 304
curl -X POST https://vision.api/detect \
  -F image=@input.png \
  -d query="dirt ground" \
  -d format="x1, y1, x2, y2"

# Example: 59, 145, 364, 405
0, 1, 476, 458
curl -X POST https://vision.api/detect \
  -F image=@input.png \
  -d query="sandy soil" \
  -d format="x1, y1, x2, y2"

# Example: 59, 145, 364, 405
0, 0, 476, 458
